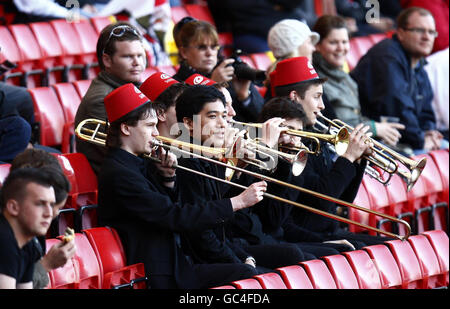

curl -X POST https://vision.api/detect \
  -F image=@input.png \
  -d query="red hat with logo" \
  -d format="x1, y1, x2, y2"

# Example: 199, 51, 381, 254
104, 83, 151, 123
273, 56, 322, 88
185, 73, 217, 86
140, 72, 179, 101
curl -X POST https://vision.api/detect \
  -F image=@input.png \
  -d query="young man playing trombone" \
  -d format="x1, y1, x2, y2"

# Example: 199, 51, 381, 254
270, 56, 394, 248
96, 83, 267, 289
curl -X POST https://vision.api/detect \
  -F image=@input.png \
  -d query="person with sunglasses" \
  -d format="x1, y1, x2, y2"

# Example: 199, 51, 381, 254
351, 7, 449, 155
172, 17, 265, 123
74, 21, 147, 175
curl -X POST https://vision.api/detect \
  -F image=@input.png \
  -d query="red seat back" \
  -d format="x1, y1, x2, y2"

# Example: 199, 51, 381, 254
231, 278, 263, 289
386, 240, 424, 288
276, 265, 313, 289
184, 4, 215, 25
250, 53, 273, 71
364, 244, 402, 289
349, 184, 372, 233
299, 259, 337, 289
322, 254, 360, 289
73, 233, 101, 288
46, 238, 79, 289
422, 230, 449, 286
0, 25, 21, 64
90, 16, 113, 34
170, 6, 189, 23
50, 19, 83, 64
428, 149, 449, 205
73, 79, 92, 98
52, 83, 82, 124
254, 272, 287, 289
8, 24, 41, 65
342, 250, 382, 289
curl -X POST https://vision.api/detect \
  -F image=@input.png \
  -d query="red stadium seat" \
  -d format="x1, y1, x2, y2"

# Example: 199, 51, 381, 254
299, 259, 337, 289
90, 16, 113, 35
322, 254, 359, 289
428, 150, 449, 205
72, 233, 101, 288
385, 240, 424, 289
349, 183, 372, 234
184, 4, 215, 25
170, 6, 189, 23
368, 33, 387, 44
408, 235, 445, 288
342, 250, 382, 289
364, 244, 403, 289
363, 174, 393, 234
211, 285, 236, 289
83, 227, 148, 289
0, 163, 11, 187
73, 79, 92, 98
422, 230, 449, 286
28, 87, 66, 148
250, 53, 273, 71
46, 238, 79, 289
72, 19, 100, 78
276, 265, 313, 289
253, 272, 287, 289
347, 36, 374, 70
231, 278, 263, 289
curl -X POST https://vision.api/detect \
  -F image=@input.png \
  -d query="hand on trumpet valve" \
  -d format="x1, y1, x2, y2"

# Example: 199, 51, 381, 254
153, 146, 177, 180
230, 181, 267, 211
342, 123, 373, 163
261, 117, 287, 148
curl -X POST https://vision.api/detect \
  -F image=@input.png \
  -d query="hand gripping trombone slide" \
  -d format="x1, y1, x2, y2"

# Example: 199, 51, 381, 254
76, 118, 411, 240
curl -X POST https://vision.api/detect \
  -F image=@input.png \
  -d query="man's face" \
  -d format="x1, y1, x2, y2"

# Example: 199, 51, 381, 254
397, 12, 436, 58
103, 40, 146, 83
220, 87, 236, 123
16, 182, 55, 238
293, 84, 325, 126
126, 110, 159, 156
189, 100, 227, 148
279, 118, 303, 148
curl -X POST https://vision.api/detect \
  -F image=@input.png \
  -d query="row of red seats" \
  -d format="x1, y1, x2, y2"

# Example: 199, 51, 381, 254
350, 149, 449, 236
46, 226, 147, 289
0, 17, 113, 87
213, 230, 449, 289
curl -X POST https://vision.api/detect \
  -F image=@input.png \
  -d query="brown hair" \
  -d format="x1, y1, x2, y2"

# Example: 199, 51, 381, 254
312, 15, 348, 43
396, 7, 433, 30
173, 19, 219, 54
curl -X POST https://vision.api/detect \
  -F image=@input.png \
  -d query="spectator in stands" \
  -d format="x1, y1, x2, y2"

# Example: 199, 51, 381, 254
139, 72, 189, 139
272, 56, 393, 248
74, 21, 146, 175
351, 7, 449, 154
10, 148, 74, 289
98, 83, 267, 289
0, 167, 55, 289
312, 15, 405, 148
172, 17, 265, 123
207, 0, 317, 53
425, 47, 449, 141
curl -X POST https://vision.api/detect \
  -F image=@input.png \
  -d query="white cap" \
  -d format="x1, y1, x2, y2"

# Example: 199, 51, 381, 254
268, 19, 320, 59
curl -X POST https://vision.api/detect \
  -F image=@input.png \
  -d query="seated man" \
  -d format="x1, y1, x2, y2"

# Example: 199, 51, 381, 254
97, 83, 267, 289
0, 167, 56, 289
74, 21, 146, 174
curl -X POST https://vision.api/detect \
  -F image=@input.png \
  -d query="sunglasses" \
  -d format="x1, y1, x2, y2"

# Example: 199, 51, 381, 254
102, 25, 140, 55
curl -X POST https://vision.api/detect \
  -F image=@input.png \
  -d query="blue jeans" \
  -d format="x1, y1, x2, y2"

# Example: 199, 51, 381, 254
0, 116, 31, 163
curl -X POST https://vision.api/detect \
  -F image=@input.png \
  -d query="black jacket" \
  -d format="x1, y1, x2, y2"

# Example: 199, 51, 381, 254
97, 148, 234, 288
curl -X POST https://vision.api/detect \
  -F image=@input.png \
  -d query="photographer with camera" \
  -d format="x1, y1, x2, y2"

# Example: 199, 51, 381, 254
172, 17, 265, 123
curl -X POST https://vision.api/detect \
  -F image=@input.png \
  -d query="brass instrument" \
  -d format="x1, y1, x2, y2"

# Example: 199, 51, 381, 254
75, 118, 411, 240
316, 115, 426, 191
230, 119, 350, 156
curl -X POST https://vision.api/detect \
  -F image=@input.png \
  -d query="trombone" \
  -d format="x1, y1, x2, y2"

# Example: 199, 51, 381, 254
230, 119, 350, 156
316, 115, 426, 191
75, 118, 411, 240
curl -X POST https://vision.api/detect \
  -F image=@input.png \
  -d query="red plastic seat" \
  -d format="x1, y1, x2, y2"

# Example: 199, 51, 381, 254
170, 5, 189, 23
342, 250, 382, 289
428, 150, 449, 205
72, 233, 102, 288
231, 278, 263, 289
250, 53, 273, 71
347, 36, 374, 70
184, 4, 215, 25
0, 164, 11, 187
322, 254, 359, 289
384, 174, 412, 237
83, 227, 148, 289
72, 19, 99, 78
276, 265, 313, 289
363, 174, 393, 234
90, 16, 113, 34
46, 238, 79, 289
408, 235, 444, 288
73, 79, 92, 98
364, 244, 403, 289
349, 183, 372, 234
253, 272, 287, 289
0, 26, 29, 85
386, 240, 424, 289
422, 230, 449, 286
211, 285, 236, 289
299, 259, 337, 289
28, 87, 66, 148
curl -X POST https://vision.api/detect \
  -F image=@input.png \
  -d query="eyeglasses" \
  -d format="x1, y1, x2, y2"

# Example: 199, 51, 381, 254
403, 27, 438, 37
189, 44, 220, 52
102, 25, 140, 55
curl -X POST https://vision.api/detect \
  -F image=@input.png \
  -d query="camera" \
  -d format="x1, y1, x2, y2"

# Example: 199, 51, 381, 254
228, 50, 267, 85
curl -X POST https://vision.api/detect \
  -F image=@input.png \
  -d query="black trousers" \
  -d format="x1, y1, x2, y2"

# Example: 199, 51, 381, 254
326, 228, 395, 249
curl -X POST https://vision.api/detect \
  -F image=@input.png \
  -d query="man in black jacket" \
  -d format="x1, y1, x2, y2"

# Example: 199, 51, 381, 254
271, 56, 392, 248
97, 83, 267, 289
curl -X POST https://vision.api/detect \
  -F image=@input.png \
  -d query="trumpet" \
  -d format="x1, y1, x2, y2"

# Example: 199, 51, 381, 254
230, 119, 350, 156
316, 115, 426, 191
75, 118, 411, 240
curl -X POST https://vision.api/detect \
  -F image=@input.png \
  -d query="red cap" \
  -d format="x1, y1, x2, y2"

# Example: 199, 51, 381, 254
104, 83, 150, 123
185, 73, 217, 86
140, 72, 179, 101
273, 56, 319, 87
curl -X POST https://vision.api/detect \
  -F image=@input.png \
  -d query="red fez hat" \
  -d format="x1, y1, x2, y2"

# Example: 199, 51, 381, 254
105, 83, 151, 123
140, 72, 179, 101
273, 56, 320, 87
269, 69, 278, 97
185, 73, 217, 86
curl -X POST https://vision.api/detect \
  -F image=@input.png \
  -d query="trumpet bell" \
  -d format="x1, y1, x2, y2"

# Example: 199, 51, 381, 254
406, 156, 427, 192
335, 128, 350, 156
291, 150, 308, 176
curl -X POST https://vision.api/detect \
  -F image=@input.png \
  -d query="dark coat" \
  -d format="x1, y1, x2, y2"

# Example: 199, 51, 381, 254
97, 148, 234, 288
